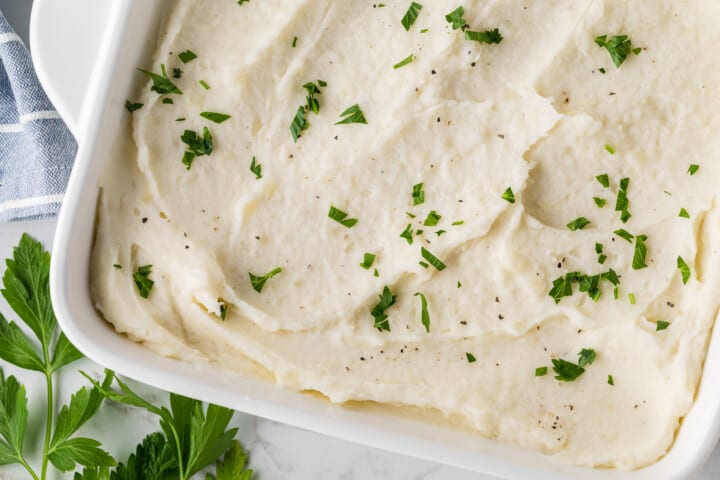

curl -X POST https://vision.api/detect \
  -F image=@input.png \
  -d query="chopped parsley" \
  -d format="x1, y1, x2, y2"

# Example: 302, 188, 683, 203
445, 6, 466, 30
421, 247, 447, 271
502, 187, 516, 204
632, 234, 648, 270
615, 177, 631, 224
567, 217, 591, 231
360, 253, 376, 270
466, 353, 477, 363
436, 230, 447, 237
578, 348, 597, 367
371, 286, 397, 331
414, 292, 430, 333
199, 80, 211, 90
133, 265, 154, 299
248, 267, 282, 293
535, 367, 548, 377
688, 164, 700, 176
200, 112, 232, 124
423, 210, 442, 226
290, 106, 308, 142
180, 127, 214, 170
608, 375, 615, 386
393, 54, 415, 69
452, 220, 464, 226
336, 104, 368, 125
113, 264, 122, 269
412, 182, 425, 206
465, 29, 503, 45
178, 50, 197, 63
328, 206, 358, 228
679, 208, 690, 219
677, 256, 691, 284
549, 269, 618, 304
400, 224, 414, 244
250, 156, 262, 179
162, 98, 174, 104
552, 358, 585, 382
125, 100, 143, 113
614, 228, 634, 243
594, 34, 640, 68
593, 197, 607, 208
604, 144, 616, 155
292, 36, 298, 48
401, 2, 423, 32
596, 174, 610, 188
629, 292, 637, 305
218, 298, 228, 321
172, 68, 183, 79
137, 66, 182, 95
656, 321, 670, 332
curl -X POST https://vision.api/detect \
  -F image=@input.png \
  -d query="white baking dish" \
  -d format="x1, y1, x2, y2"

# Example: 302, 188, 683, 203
33, 0, 720, 478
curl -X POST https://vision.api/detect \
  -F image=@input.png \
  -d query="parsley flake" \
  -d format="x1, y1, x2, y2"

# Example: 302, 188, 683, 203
371, 286, 397, 331
218, 298, 228, 321
596, 174, 610, 188
248, 267, 282, 293
360, 253, 376, 270
604, 144, 616, 155
199, 80, 211, 90
200, 112, 232, 124
336, 104, 368, 125
393, 54, 415, 69
180, 127, 214, 170
178, 50, 197, 63
401, 2, 423, 32
423, 210, 442, 226
608, 375, 615, 385
679, 208, 690, 219
414, 292, 431, 333
328, 206, 358, 228
137, 66, 182, 95
578, 348, 596, 367
502, 187, 516, 204
412, 183, 425, 206
614, 229, 634, 243
400, 224, 414, 244
250, 156, 262, 179
421, 247, 446, 271
567, 217, 591, 231
466, 353, 477, 363
465, 29, 503, 45
290, 106, 308, 142
125, 100, 143, 113
677, 256, 691, 284
688, 164, 700, 176
445, 6, 466, 30
535, 367, 548, 377
632, 234, 648, 270
133, 265, 154, 299
552, 358, 585, 382
593, 197, 607, 208
656, 321, 670, 331
594, 34, 640, 68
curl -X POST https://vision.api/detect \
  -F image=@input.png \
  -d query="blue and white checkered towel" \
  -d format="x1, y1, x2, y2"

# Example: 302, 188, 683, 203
0, 11, 76, 222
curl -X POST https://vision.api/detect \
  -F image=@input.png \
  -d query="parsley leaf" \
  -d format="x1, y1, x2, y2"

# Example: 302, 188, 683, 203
412, 183, 425, 206
596, 174, 610, 188
465, 29, 503, 45
423, 210, 442, 227
593, 197, 607, 208
108, 432, 175, 480
578, 348, 596, 367
248, 268, 282, 293
178, 50, 197, 64
501, 187, 515, 204
615, 177, 631, 223
614, 229, 634, 243
688, 164, 700, 176
249, 157, 262, 179
401, 2, 423, 31
594, 34, 639, 68
677, 256, 691, 284
445, 6, 466, 30
400, 224, 414, 245
466, 353, 477, 363
199, 80, 211, 90
180, 127, 214, 170
217, 298, 228, 321
552, 359, 585, 382
567, 217, 591, 231
393, 54, 414, 69
371, 286, 397, 331
290, 106, 308, 142
328, 206, 358, 228
608, 375, 615, 386
656, 321, 670, 332
137, 67, 182, 95
549, 273, 577, 304
421, 247, 447, 271
360, 253, 376, 270
336, 104, 368, 125
535, 367, 548, 377
200, 112, 232, 124
632, 234, 648, 270
414, 292, 430, 333
605, 144, 616, 155
133, 265, 154, 299
679, 208, 690, 219
125, 101, 143, 113
0, 369, 29, 468
214, 440, 253, 480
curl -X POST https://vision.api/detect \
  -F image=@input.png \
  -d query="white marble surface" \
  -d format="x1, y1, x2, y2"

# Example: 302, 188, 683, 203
2, 1, 720, 478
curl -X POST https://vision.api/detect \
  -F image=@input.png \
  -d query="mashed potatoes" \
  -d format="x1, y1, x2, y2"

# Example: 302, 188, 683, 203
91, 0, 720, 469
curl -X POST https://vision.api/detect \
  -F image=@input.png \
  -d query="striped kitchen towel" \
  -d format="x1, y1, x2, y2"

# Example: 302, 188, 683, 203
0, 11, 76, 222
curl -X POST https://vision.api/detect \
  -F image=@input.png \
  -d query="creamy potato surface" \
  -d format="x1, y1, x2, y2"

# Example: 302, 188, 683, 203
92, 0, 720, 469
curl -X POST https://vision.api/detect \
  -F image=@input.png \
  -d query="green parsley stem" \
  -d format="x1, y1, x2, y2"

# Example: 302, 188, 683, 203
40, 367, 53, 480
19, 457, 40, 480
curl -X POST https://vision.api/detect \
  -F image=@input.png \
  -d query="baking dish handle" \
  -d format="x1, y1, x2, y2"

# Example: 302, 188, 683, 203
29, 0, 115, 138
